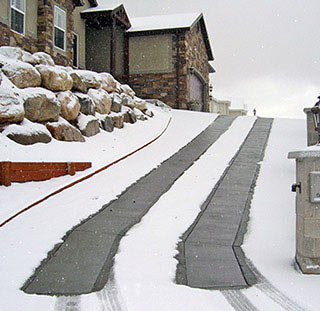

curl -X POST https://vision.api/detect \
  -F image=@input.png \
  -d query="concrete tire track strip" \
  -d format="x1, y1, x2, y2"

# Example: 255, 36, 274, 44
22, 115, 237, 295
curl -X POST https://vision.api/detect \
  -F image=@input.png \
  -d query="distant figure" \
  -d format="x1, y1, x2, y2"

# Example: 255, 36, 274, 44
253, 108, 256, 116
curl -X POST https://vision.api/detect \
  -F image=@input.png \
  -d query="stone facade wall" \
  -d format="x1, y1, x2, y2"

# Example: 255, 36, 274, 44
0, 0, 74, 66
185, 23, 210, 111
128, 22, 210, 111
37, 0, 74, 66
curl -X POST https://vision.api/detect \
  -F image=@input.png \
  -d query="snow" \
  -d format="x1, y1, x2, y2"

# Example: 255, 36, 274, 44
3, 118, 51, 137
20, 87, 56, 102
77, 113, 98, 131
128, 13, 201, 33
1, 107, 319, 310
112, 116, 256, 310
0, 108, 216, 311
81, 2, 123, 13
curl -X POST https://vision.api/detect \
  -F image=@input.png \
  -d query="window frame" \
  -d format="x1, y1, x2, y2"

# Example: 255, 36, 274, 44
53, 4, 67, 51
10, 0, 26, 35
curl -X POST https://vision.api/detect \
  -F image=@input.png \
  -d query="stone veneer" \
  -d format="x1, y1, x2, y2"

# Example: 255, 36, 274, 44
0, 0, 74, 66
128, 21, 210, 111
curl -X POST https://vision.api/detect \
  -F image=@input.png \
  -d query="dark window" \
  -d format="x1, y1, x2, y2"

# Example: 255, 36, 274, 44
73, 33, 78, 67
10, 0, 25, 34
54, 28, 65, 50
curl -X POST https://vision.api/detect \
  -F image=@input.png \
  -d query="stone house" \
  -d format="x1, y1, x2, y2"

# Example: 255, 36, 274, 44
0, 0, 84, 66
0, 1, 215, 111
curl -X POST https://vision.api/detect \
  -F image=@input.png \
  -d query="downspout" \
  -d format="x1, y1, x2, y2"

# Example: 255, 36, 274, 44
175, 30, 180, 109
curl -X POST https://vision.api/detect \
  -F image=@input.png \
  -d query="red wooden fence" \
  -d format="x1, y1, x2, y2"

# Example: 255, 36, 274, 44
0, 162, 92, 186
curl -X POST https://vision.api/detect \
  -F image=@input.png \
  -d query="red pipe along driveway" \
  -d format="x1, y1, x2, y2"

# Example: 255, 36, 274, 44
0, 116, 172, 228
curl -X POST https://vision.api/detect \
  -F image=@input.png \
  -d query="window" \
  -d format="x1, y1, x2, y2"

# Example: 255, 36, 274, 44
10, 0, 25, 34
73, 32, 79, 67
54, 5, 66, 50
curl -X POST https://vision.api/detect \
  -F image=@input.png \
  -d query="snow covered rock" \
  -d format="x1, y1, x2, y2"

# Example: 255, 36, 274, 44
123, 109, 137, 124
87, 88, 112, 114
3, 119, 52, 145
46, 117, 85, 142
71, 70, 101, 89
2, 59, 41, 89
0, 46, 37, 64
33, 52, 55, 66
57, 91, 80, 121
0, 73, 24, 124
111, 113, 124, 129
97, 113, 114, 132
100, 72, 117, 93
133, 96, 147, 112
74, 93, 95, 115
121, 93, 135, 109
121, 84, 135, 98
111, 93, 122, 113
22, 87, 60, 122
143, 109, 154, 118
133, 108, 147, 121
69, 71, 87, 93
76, 113, 100, 137
36, 65, 73, 91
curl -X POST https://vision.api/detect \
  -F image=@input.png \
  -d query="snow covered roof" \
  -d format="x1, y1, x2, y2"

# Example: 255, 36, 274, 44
81, 1, 122, 13
128, 13, 214, 61
128, 13, 202, 33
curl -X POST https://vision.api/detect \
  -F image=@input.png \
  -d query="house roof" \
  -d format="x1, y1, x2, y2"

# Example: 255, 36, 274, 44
81, 2, 131, 29
81, 2, 122, 13
127, 13, 214, 61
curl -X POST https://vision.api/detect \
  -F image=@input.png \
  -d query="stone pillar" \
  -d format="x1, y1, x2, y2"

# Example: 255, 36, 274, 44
303, 108, 318, 147
288, 150, 320, 274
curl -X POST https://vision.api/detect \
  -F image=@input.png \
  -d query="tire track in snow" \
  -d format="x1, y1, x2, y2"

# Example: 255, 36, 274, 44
246, 260, 309, 311
222, 290, 258, 311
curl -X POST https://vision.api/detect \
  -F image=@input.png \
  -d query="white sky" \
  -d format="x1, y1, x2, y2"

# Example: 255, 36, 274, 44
102, 0, 320, 118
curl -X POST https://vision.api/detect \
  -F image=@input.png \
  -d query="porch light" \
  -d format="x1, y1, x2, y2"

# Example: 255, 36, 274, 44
311, 96, 320, 144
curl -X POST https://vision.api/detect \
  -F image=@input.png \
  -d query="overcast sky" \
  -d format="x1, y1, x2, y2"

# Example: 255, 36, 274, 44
104, 0, 319, 118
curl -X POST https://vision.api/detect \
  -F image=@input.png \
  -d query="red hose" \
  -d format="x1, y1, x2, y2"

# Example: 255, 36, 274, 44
0, 116, 172, 228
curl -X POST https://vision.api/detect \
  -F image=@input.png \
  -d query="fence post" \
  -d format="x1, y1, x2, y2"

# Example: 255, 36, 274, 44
0, 162, 12, 186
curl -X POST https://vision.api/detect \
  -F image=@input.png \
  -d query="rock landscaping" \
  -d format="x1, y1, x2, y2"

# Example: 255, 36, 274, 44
0, 47, 153, 145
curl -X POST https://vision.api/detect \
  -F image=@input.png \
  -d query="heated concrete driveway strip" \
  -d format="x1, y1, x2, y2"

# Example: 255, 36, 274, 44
22, 115, 236, 295
176, 118, 273, 289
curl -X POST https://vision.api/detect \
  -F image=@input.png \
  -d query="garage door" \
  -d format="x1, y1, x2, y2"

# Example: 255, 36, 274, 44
190, 73, 204, 111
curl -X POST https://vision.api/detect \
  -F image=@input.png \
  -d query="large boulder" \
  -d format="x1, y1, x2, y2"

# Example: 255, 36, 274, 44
133, 108, 147, 121
123, 109, 137, 124
70, 71, 87, 93
0, 73, 24, 124
111, 113, 124, 129
33, 52, 55, 66
74, 93, 95, 115
36, 65, 73, 91
121, 84, 135, 98
76, 113, 100, 137
100, 72, 117, 93
133, 96, 147, 112
111, 93, 122, 113
87, 88, 112, 114
0, 46, 37, 64
46, 118, 85, 142
4, 119, 52, 145
22, 87, 60, 123
2, 60, 41, 89
57, 91, 80, 121
97, 113, 114, 132
71, 70, 101, 89
121, 93, 135, 109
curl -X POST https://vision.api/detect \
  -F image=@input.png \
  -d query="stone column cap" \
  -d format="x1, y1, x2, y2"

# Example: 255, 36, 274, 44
288, 148, 320, 159
303, 107, 313, 114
